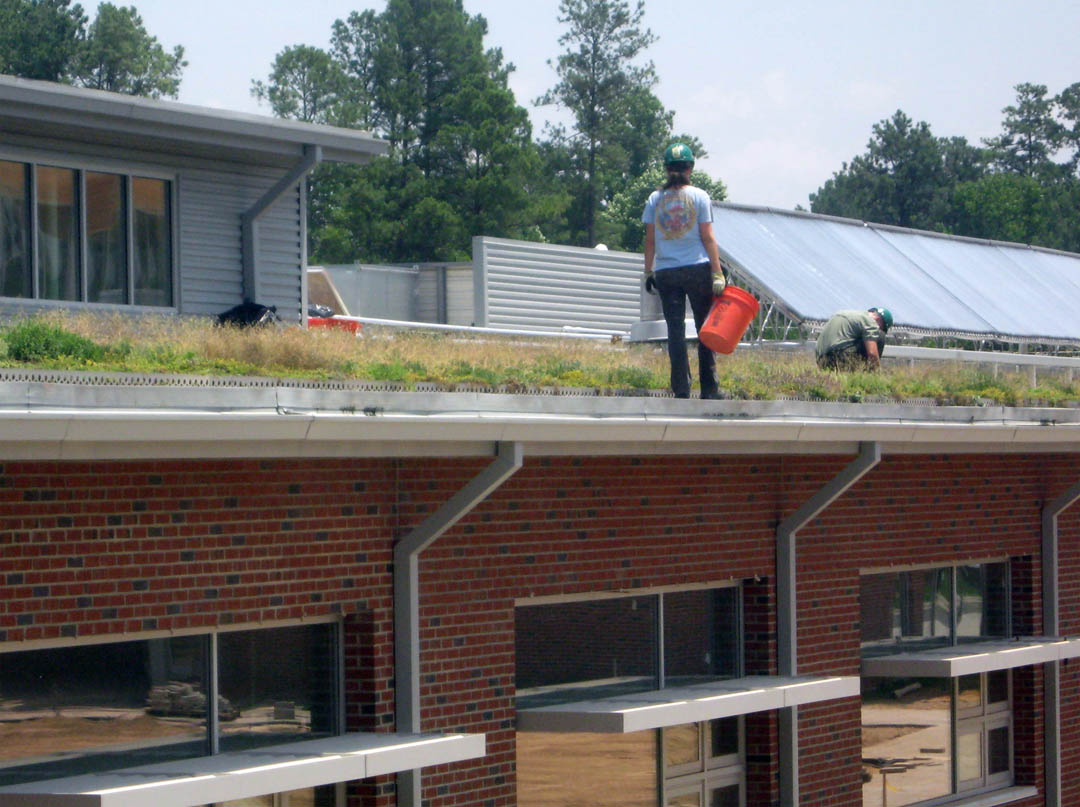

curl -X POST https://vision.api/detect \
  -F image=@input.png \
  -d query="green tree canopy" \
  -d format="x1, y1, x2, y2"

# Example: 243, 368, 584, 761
810, 110, 986, 230
983, 83, 1064, 180
0, 0, 184, 97
537, 0, 662, 246
0, 0, 86, 82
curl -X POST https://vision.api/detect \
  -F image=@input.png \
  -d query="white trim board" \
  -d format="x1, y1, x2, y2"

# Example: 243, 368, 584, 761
0, 733, 485, 807
861, 638, 1080, 678
516, 675, 858, 734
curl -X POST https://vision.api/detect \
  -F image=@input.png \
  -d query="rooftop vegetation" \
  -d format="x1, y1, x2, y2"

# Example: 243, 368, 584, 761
1, 312, 1078, 408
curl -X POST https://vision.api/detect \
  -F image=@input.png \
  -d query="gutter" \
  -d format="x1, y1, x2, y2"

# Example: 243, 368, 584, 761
1041, 480, 1080, 807
774, 441, 882, 807
241, 144, 322, 302
393, 441, 523, 807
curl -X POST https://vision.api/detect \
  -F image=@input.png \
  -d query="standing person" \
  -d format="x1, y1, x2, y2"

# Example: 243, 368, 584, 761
815, 307, 892, 370
642, 143, 727, 399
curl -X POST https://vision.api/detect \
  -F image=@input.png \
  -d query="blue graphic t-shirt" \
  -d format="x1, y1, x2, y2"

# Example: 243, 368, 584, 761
641, 185, 713, 270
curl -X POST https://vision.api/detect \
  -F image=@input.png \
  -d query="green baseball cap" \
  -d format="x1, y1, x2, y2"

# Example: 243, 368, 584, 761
663, 143, 695, 166
870, 307, 893, 332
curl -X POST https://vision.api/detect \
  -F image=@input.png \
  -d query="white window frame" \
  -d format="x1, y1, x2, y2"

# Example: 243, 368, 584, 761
662, 717, 745, 807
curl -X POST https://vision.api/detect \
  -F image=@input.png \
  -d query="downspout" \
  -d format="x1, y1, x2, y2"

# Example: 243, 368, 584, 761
1041, 479, 1080, 807
240, 144, 322, 303
775, 441, 881, 807
394, 441, 524, 807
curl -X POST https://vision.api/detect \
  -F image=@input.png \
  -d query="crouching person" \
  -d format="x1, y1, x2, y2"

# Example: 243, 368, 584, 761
816, 307, 892, 371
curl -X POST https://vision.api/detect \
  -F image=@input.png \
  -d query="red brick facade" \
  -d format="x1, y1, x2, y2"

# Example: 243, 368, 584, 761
3, 452, 1080, 807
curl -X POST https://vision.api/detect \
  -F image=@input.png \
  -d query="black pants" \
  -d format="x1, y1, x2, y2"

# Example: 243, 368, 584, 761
654, 263, 717, 399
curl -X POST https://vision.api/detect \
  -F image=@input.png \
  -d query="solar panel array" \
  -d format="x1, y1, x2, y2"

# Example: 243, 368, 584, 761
712, 203, 1080, 344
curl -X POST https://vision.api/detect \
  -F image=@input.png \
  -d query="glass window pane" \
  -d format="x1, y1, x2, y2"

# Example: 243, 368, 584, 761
903, 568, 951, 644
667, 791, 702, 807
132, 177, 172, 306
515, 597, 658, 707
957, 729, 983, 782
709, 717, 739, 759
285, 786, 336, 807
957, 563, 1009, 640
36, 165, 79, 301
957, 674, 982, 712
664, 722, 701, 770
86, 172, 127, 304
860, 573, 900, 645
987, 670, 1009, 705
517, 731, 657, 807
218, 623, 337, 752
0, 637, 208, 787
861, 677, 951, 806
988, 725, 1010, 775
219, 798, 274, 807
664, 588, 739, 684
0, 160, 30, 298
709, 784, 740, 807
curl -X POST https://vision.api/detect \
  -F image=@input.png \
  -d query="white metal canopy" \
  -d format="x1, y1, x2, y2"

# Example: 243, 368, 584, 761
0, 733, 484, 807
861, 638, 1080, 678
515, 675, 858, 734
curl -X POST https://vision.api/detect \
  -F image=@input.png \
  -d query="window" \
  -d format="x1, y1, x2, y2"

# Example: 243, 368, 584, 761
663, 718, 743, 807
0, 623, 340, 790
0, 158, 173, 308
860, 562, 1012, 805
515, 586, 742, 807
860, 562, 1009, 654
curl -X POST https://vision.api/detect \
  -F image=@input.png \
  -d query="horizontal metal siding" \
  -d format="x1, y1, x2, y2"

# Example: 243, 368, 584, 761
178, 169, 302, 321
473, 237, 642, 331
446, 267, 473, 325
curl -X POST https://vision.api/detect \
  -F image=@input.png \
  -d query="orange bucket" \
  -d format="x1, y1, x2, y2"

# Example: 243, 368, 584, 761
698, 286, 759, 354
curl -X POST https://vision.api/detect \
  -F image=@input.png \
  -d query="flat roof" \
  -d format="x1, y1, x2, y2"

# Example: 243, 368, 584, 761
516, 675, 858, 733
2, 373, 1080, 460
0, 74, 388, 168
861, 638, 1080, 678
0, 733, 484, 807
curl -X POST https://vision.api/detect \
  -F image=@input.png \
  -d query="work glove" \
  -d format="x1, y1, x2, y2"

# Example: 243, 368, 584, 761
644, 274, 657, 295
712, 271, 727, 297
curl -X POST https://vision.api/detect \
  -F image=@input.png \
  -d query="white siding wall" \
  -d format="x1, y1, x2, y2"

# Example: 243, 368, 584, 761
472, 237, 642, 332
179, 168, 303, 321
0, 133, 306, 322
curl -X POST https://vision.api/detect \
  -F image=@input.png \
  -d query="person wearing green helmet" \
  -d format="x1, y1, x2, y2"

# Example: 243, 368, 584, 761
642, 142, 728, 399
815, 307, 892, 370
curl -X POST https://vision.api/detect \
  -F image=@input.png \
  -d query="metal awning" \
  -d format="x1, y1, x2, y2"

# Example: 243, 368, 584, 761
516, 675, 858, 733
0, 733, 484, 807
861, 638, 1080, 678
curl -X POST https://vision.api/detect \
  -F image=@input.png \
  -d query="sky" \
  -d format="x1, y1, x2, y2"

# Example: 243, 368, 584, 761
129, 0, 1080, 210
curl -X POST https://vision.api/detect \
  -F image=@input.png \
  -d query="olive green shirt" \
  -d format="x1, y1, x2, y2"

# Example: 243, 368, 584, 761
815, 310, 884, 359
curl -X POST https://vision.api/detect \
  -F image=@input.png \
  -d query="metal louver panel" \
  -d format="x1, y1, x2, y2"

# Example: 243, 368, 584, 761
473, 236, 643, 332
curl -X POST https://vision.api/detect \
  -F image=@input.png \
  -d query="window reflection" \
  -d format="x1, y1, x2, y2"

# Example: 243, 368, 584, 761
957, 730, 983, 783
132, 177, 172, 306
86, 172, 127, 304
665, 722, 701, 769
957, 674, 982, 712
515, 597, 658, 707
989, 726, 1010, 775
36, 165, 79, 301
664, 588, 739, 684
0, 636, 208, 786
517, 731, 657, 807
709, 784, 739, 807
957, 564, 1009, 641
861, 677, 951, 807
0, 160, 30, 298
218, 624, 337, 751
667, 792, 701, 807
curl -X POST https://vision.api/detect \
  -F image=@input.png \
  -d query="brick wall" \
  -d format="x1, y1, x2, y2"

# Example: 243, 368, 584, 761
3, 450, 1080, 807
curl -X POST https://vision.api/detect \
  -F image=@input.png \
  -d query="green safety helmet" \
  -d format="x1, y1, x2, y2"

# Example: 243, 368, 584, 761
663, 143, 695, 167
870, 306, 893, 332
